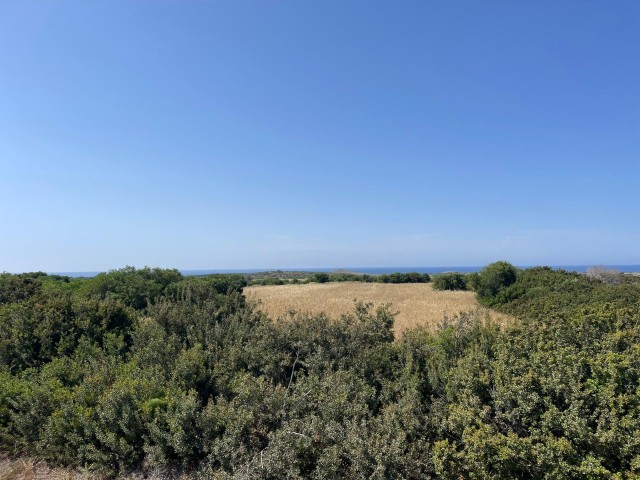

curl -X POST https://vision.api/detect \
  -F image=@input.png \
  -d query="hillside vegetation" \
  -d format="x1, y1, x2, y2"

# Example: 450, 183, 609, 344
247, 271, 431, 286
1, 264, 640, 478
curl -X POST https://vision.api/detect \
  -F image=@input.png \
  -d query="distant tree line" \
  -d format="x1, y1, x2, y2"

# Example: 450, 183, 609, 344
250, 271, 432, 286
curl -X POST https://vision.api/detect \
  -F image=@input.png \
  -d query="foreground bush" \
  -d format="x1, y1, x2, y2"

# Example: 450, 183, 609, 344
0, 266, 639, 478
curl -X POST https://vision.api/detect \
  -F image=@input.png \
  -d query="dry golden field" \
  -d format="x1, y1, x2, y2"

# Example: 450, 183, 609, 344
0, 456, 183, 480
0, 456, 96, 480
245, 282, 511, 336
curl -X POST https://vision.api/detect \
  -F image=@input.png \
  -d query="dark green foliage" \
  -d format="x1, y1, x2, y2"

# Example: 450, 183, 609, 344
79, 266, 183, 310
248, 271, 431, 285
0, 272, 45, 304
1, 265, 640, 478
327, 272, 372, 282
311, 272, 330, 283
164, 274, 246, 301
432, 272, 468, 291
0, 294, 134, 373
326, 272, 430, 284
375, 272, 430, 283
486, 266, 640, 320
475, 261, 519, 305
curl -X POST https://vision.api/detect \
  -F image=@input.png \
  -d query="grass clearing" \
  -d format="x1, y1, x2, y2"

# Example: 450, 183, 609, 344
0, 455, 185, 480
0, 455, 96, 480
245, 282, 512, 336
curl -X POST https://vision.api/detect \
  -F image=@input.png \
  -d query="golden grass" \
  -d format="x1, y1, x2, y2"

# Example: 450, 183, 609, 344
0, 456, 96, 480
245, 282, 512, 336
0, 455, 183, 480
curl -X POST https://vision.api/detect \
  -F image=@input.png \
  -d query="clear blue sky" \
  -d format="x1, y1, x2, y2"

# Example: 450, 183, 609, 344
1, 1, 639, 272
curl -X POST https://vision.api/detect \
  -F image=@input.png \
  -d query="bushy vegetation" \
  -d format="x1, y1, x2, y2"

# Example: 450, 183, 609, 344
1, 264, 640, 478
249, 271, 431, 286
374, 272, 431, 284
432, 272, 468, 291
311, 272, 330, 283
249, 277, 286, 286
472, 261, 519, 306
0, 271, 49, 304
308, 272, 431, 284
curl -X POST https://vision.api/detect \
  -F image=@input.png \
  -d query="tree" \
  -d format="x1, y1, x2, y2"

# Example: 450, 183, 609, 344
475, 261, 518, 305
79, 266, 182, 310
312, 272, 330, 283
0, 273, 44, 304
432, 273, 467, 291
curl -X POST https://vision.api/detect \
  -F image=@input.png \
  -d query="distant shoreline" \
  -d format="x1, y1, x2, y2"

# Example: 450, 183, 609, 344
44, 265, 640, 278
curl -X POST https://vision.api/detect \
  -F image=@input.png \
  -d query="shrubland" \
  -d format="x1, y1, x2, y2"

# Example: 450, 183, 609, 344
248, 271, 431, 286
0, 264, 639, 478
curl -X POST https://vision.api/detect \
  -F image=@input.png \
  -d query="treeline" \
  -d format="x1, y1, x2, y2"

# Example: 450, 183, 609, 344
1, 264, 640, 478
249, 271, 431, 286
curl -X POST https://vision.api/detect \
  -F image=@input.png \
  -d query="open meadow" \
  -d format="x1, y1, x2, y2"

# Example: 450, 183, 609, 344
0, 455, 94, 480
245, 281, 512, 335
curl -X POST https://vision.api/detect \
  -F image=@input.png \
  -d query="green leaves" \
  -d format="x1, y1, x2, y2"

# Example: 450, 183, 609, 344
0, 267, 639, 477
474, 261, 519, 306
432, 272, 468, 291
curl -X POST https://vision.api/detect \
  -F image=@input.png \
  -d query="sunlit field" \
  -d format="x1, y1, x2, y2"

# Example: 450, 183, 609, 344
0, 455, 182, 480
0, 455, 96, 480
245, 282, 512, 336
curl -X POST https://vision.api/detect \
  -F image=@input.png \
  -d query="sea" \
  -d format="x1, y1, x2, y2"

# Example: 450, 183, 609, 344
52, 265, 640, 278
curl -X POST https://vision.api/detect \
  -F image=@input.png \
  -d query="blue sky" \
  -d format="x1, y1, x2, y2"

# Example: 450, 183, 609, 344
1, 1, 639, 272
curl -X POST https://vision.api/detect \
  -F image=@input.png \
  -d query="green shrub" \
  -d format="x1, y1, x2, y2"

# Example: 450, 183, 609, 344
327, 272, 370, 282
475, 261, 518, 305
312, 272, 330, 283
79, 266, 183, 310
432, 272, 467, 291
375, 272, 430, 283
0, 272, 44, 304
249, 277, 284, 286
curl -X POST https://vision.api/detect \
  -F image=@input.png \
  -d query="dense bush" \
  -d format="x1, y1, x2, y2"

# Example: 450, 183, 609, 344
474, 261, 519, 305
165, 274, 247, 298
1, 265, 639, 478
327, 272, 372, 282
311, 272, 330, 283
375, 272, 431, 283
248, 271, 431, 285
432, 272, 467, 291
0, 272, 46, 304
327, 272, 431, 284
78, 266, 183, 310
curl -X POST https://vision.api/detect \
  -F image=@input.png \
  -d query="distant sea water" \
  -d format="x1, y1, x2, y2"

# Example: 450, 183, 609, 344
52, 265, 640, 278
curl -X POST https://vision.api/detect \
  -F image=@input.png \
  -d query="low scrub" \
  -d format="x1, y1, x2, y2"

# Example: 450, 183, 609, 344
1, 265, 639, 478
